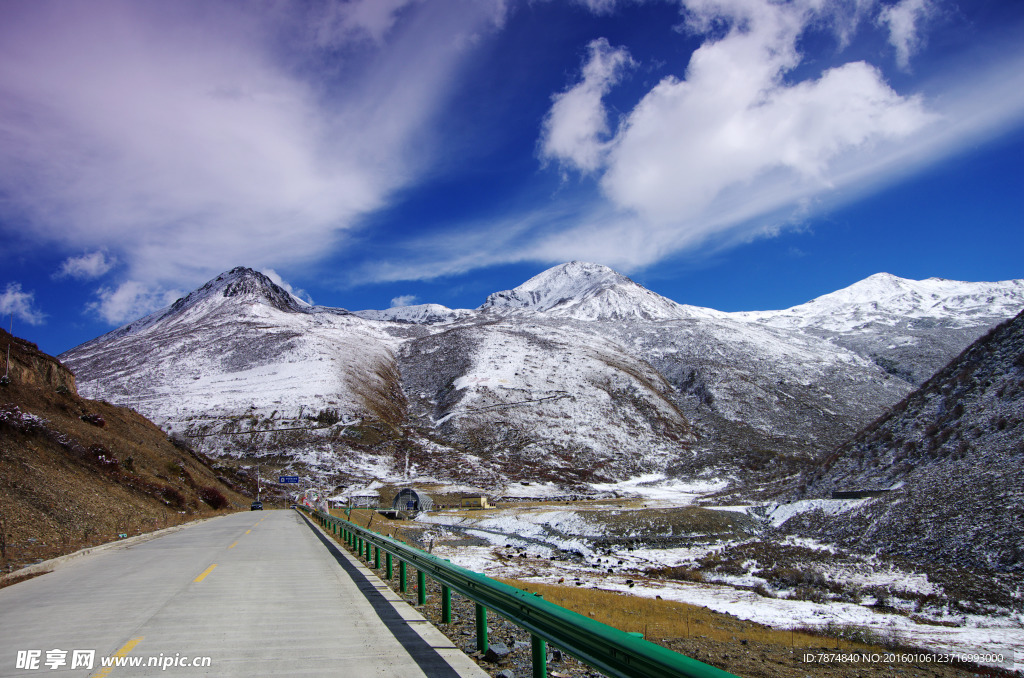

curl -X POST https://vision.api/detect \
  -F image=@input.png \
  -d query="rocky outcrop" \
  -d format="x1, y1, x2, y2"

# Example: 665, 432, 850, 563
0, 329, 76, 394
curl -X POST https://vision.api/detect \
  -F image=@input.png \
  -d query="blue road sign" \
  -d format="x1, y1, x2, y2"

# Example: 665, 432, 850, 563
279, 476, 300, 483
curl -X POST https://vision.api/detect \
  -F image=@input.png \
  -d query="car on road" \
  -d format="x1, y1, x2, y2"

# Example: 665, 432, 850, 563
250, 501, 263, 511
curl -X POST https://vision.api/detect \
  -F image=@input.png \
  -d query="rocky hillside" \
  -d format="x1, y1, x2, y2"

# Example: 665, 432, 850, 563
783, 309, 1024, 573
58, 263, 1024, 495
0, 328, 251, 576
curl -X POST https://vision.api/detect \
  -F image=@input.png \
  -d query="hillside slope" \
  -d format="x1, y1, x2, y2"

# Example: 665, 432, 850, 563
784, 309, 1024, 572
0, 329, 250, 576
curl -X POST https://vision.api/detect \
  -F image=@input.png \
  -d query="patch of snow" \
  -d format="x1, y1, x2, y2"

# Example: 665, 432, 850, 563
766, 499, 870, 527
591, 474, 729, 505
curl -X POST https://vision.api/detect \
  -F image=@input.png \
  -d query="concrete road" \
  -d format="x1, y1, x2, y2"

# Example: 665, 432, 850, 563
0, 509, 487, 677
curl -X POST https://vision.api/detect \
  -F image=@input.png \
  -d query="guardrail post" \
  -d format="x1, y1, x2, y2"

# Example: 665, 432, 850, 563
385, 552, 393, 579
531, 635, 547, 678
475, 603, 488, 653
312, 508, 741, 678
441, 585, 452, 624
532, 593, 546, 678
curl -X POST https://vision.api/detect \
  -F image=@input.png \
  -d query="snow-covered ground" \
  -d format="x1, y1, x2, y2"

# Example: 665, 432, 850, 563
590, 474, 729, 506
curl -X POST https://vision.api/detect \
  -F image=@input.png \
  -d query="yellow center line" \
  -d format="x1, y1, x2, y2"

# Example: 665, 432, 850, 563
245, 529, 252, 534
193, 564, 217, 582
228, 541, 239, 549
90, 636, 144, 678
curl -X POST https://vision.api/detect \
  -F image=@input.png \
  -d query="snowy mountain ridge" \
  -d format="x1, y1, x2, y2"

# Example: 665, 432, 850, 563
738, 272, 1024, 332
364, 263, 1024, 332
354, 304, 473, 324
59, 262, 1024, 492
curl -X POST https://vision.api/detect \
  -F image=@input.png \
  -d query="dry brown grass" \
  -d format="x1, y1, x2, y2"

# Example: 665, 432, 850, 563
497, 579, 896, 654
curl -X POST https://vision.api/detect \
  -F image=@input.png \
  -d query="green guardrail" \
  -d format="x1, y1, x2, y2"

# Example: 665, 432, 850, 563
297, 505, 739, 678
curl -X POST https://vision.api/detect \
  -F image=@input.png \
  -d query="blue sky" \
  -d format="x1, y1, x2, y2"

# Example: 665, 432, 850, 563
1, 0, 1022, 356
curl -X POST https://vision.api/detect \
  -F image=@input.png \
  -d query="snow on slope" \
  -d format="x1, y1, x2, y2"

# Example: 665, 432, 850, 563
784, 308, 1024, 572
738, 272, 1024, 333
399, 317, 695, 484
65, 268, 397, 435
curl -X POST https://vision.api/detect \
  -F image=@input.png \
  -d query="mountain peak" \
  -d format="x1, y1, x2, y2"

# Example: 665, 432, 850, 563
479, 261, 715, 321
163, 267, 310, 316
83, 267, 312, 344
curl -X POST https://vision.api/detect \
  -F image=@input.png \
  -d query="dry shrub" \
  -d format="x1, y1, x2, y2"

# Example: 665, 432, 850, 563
346, 351, 407, 434
646, 565, 705, 583
198, 486, 229, 509
160, 485, 186, 510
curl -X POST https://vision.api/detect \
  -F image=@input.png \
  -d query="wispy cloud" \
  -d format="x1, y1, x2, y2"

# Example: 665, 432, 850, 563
879, 0, 937, 71
0, 283, 47, 326
577, 0, 936, 225
0, 0, 505, 322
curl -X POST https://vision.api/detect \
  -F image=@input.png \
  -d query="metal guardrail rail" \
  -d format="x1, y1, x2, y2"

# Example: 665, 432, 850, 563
298, 505, 739, 678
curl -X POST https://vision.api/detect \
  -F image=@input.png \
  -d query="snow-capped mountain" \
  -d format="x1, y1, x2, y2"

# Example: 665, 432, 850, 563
739, 273, 1024, 384
354, 304, 472, 324
59, 264, 1024, 492
741, 272, 1024, 332
480, 261, 722, 321
66, 267, 395, 431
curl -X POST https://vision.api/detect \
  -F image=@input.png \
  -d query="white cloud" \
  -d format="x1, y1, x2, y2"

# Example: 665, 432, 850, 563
0, 283, 46, 326
540, 38, 635, 173
87, 281, 182, 325
536, 0, 937, 262
390, 294, 418, 307
879, 0, 936, 70
55, 251, 116, 280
